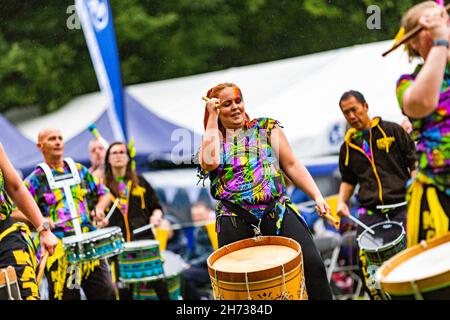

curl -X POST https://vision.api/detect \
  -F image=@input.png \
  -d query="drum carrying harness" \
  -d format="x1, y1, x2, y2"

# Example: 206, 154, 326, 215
37, 158, 82, 236
221, 198, 278, 237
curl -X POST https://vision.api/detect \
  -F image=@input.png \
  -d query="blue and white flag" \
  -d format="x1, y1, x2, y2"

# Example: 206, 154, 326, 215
75, 0, 127, 141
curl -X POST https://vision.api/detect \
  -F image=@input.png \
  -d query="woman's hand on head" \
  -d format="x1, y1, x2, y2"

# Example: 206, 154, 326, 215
206, 98, 221, 116
419, 7, 449, 41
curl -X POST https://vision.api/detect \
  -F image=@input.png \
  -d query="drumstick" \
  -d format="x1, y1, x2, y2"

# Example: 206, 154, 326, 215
37, 251, 49, 285
132, 223, 155, 235
323, 213, 340, 226
382, 3, 450, 57
314, 205, 340, 227
347, 214, 375, 235
105, 198, 120, 221
202, 96, 222, 109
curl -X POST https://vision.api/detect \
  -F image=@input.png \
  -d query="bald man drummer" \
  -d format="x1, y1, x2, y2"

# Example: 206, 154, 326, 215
23, 128, 115, 300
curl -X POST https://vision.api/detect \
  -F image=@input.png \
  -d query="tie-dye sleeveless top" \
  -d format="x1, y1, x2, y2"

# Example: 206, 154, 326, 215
202, 118, 303, 233
396, 64, 450, 195
0, 169, 15, 222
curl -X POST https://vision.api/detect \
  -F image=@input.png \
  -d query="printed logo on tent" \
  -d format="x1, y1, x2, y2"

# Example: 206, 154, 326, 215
328, 122, 345, 146
87, 0, 109, 31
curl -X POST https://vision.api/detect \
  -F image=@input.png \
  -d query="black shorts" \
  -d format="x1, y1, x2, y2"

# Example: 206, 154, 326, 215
0, 217, 39, 300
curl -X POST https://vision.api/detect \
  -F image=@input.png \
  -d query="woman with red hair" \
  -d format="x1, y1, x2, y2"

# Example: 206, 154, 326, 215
198, 82, 333, 300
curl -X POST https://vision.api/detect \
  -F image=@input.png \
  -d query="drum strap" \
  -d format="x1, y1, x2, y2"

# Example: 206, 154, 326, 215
37, 158, 82, 236
221, 199, 278, 236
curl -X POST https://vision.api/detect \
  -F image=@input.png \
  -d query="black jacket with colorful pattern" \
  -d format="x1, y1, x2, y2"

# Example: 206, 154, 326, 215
339, 117, 416, 210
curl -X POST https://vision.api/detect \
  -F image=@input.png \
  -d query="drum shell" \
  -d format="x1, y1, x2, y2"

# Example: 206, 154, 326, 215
207, 236, 307, 300
358, 221, 406, 267
132, 274, 181, 300
118, 240, 164, 282
376, 232, 450, 300
63, 227, 124, 264
0, 266, 21, 300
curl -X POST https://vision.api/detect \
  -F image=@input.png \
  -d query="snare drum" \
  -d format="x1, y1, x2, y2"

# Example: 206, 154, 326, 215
207, 236, 307, 300
358, 221, 406, 267
118, 240, 164, 283
0, 266, 21, 300
376, 232, 450, 300
132, 251, 185, 300
63, 227, 124, 264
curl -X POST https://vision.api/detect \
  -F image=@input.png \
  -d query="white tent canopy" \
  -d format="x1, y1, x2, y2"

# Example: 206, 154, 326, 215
17, 40, 418, 159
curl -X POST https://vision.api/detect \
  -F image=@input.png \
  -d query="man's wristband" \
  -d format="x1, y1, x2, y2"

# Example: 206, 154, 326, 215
432, 39, 449, 48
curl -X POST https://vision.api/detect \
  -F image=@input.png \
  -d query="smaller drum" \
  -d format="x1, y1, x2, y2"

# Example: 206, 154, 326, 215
357, 221, 406, 267
63, 227, 124, 264
207, 236, 307, 300
118, 240, 164, 283
0, 266, 22, 300
376, 232, 450, 300
132, 250, 185, 300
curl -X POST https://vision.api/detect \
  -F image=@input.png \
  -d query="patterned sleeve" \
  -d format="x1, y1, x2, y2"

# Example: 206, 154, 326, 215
23, 173, 41, 206
396, 74, 415, 113
23, 171, 46, 216
258, 117, 283, 142
79, 164, 109, 208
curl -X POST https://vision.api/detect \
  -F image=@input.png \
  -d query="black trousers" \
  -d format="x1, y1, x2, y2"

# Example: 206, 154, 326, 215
46, 258, 116, 300
217, 206, 333, 300
181, 264, 211, 300
0, 218, 38, 300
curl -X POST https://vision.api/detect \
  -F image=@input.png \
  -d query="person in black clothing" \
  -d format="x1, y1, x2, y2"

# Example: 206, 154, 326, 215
103, 141, 169, 300
181, 202, 214, 300
336, 90, 416, 299
162, 214, 188, 258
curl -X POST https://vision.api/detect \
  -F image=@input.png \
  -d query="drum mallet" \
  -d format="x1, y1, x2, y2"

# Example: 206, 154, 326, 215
315, 205, 340, 227
202, 96, 222, 109
37, 251, 49, 286
347, 214, 375, 235
105, 198, 120, 221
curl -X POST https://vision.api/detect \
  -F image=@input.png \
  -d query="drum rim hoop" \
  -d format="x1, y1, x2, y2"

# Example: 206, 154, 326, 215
62, 226, 122, 244
358, 221, 405, 252
122, 240, 161, 251
376, 232, 450, 295
0, 266, 18, 284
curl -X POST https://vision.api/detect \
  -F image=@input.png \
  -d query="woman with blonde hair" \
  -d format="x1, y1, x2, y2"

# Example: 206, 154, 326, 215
395, 1, 450, 247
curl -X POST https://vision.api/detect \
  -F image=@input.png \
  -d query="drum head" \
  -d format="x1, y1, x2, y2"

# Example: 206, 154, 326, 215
376, 232, 450, 298
123, 240, 160, 251
382, 241, 450, 283
62, 227, 121, 245
212, 245, 298, 273
358, 221, 404, 251
161, 251, 185, 277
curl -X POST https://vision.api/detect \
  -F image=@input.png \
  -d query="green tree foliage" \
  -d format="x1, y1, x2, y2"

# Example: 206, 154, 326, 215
0, 0, 422, 114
